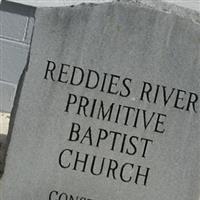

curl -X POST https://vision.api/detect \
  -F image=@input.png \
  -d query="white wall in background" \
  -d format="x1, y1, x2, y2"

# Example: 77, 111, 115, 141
0, 2, 35, 113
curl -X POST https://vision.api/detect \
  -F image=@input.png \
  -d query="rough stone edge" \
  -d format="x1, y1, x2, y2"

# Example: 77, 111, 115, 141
0, 11, 36, 179
134, 0, 200, 25
53, 0, 200, 25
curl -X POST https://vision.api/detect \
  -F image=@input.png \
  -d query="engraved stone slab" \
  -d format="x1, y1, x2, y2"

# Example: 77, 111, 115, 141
0, 2, 200, 200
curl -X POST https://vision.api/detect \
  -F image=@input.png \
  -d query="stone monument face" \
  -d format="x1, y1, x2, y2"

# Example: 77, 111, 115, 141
0, 2, 200, 200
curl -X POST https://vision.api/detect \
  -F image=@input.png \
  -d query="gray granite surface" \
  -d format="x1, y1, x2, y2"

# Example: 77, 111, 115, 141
0, 2, 199, 200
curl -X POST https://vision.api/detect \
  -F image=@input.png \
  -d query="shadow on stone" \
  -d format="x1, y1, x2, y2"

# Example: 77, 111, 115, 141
0, 134, 7, 177
0, 0, 35, 17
